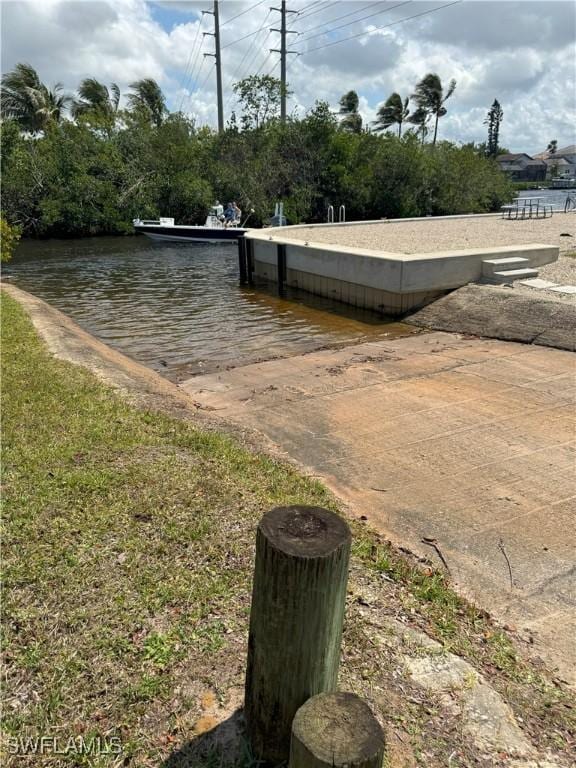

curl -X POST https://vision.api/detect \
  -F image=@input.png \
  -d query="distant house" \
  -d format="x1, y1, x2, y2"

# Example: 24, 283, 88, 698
496, 153, 547, 181
533, 145, 576, 179
543, 156, 576, 179
534, 144, 576, 163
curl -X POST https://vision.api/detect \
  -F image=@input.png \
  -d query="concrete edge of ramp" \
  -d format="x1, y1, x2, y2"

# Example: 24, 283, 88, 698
0, 282, 306, 467
406, 284, 576, 352
1, 283, 202, 412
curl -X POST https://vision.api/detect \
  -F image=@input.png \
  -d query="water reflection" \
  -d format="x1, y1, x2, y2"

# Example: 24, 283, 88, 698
5, 236, 413, 380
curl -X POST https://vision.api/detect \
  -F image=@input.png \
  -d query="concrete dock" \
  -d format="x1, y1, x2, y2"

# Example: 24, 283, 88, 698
244, 213, 572, 315
182, 331, 576, 684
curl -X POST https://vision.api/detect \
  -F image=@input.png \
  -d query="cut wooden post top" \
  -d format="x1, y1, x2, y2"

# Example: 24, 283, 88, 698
290, 691, 385, 767
259, 506, 351, 559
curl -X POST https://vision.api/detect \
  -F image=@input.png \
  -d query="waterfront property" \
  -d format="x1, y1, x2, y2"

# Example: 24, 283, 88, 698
496, 153, 548, 181
244, 213, 570, 316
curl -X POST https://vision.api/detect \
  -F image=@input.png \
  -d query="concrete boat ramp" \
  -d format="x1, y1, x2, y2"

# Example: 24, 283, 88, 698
182, 331, 576, 684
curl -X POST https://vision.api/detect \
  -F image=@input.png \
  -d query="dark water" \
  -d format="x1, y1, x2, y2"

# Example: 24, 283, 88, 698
4, 236, 411, 380
517, 188, 576, 209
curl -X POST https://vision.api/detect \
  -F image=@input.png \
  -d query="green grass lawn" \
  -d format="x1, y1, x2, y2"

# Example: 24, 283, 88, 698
1, 294, 338, 766
2, 292, 574, 767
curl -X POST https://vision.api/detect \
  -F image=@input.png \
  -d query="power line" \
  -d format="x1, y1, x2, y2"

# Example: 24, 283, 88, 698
296, 0, 412, 46
267, 56, 282, 76
220, 0, 267, 27
197, 60, 216, 93
297, 1, 339, 22
299, 0, 462, 55
180, 15, 209, 113
186, 52, 211, 111
254, 50, 273, 77
296, 0, 406, 38
293, 0, 324, 14
240, 29, 272, 80
177, 14, 203, 112
221, 11, 271, 49
224, 12, 272, 109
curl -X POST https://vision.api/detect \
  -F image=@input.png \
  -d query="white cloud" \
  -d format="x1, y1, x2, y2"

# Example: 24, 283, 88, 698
1, 0, 575, 152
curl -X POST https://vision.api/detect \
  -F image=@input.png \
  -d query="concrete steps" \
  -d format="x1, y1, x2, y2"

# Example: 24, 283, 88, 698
481, 257, 539, 284
491, 268, 540, 282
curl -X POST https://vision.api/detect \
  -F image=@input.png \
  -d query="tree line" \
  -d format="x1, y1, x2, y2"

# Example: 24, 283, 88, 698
1, 63, 514, 241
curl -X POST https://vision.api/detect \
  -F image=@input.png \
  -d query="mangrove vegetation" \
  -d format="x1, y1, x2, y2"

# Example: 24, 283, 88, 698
1, 63, 514, 238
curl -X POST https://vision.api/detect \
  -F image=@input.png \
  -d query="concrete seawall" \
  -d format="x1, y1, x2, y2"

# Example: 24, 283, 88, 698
244, 214, 563, 316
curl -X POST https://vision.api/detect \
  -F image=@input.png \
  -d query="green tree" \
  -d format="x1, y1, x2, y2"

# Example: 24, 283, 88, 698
127, 78, 166, 127
232, 75, 288, 130
373, 93, 410, 137
0, 218, 22, 261
72, 78, 120, 129
413, 73, 456, 145
338, 90, 362, 134
1, 62, 71, 132
484, 99, 504, 157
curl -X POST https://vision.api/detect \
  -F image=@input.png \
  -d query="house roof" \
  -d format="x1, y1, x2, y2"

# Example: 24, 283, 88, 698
534, 144, 576, 160
496, 153, 532, 162
541, 156, 575, 167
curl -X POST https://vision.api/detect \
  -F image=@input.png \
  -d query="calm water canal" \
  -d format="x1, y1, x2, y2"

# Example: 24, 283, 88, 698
5, 236, 411, 380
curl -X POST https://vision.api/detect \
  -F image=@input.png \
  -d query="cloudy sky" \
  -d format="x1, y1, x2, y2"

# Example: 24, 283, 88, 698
1, 0, 575, 152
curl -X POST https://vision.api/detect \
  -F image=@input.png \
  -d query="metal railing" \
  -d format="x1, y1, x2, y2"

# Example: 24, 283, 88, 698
326, 205, 346, 223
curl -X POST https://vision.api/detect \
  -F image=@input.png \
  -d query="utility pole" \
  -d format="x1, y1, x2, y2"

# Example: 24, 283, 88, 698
270, 1, 298, 122
203, 0, 224, 132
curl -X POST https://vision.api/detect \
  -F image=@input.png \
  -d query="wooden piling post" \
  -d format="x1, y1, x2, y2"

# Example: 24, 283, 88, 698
238, 235, 248, 284
277, 242, 287, 294
289, 692, 386, 768
246, 237, 255, 285
244, 506, 351, 762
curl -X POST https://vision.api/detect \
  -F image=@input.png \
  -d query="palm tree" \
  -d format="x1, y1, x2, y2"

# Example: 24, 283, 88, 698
33, 85, 71, 126
338, 90, 362, 134
72, 78, 120, 122
412, 73, 456, 145
406, 106, 429, 144
127, 78, 166, 127
373, 92, 410, 137
546, 139, 558, 155
1, 62, 71, 132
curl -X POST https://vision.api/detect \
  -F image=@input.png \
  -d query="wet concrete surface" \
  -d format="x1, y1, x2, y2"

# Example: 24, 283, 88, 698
182, 332, 576, 684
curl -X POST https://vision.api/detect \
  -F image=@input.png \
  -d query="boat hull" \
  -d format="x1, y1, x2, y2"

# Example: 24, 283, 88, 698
135, 224, 247, 243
